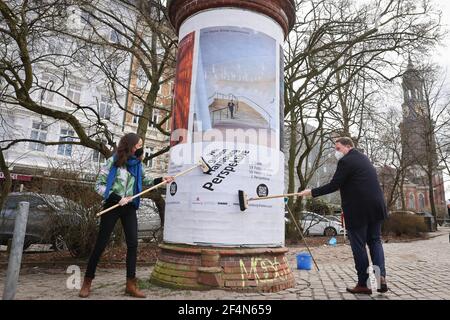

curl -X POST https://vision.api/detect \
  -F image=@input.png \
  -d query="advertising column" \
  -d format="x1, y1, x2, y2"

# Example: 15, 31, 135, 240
151, 0, 296, 292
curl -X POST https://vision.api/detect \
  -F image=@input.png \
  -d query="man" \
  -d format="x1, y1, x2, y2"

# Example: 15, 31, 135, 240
228, 100, 235, 119
299, 137, 388, 294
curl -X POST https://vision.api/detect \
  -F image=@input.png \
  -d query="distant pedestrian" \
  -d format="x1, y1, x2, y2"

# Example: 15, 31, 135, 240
228, 100, 235, 119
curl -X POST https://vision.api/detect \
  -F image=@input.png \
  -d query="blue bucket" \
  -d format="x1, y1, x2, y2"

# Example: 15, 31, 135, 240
296, 252, 312, 270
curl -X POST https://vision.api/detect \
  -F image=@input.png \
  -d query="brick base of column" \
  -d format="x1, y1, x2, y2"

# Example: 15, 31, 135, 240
150, 243, 295, 292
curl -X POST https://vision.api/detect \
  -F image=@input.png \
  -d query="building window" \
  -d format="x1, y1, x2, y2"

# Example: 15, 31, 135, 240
110, 30, 120, 43
92, 141, 106, 163
133, 104, 143, 124
136, 68, 147, 90
80, 9, 91, 25
57, 128, 75, 156
144, 147, 154, 168
396, 198, 402, 209
418, 193, 425, 210
41, 74, 55, 103
99, 96, 112, 120
29, 121, 48, 152
166, 117, 170, 131
416, 89, 422, 100
66, 84, 82, 107
408, 193, 415, 210
150, 109, 160, 128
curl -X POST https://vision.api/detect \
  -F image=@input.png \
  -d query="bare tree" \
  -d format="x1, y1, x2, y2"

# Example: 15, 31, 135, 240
283, 0, 442, 239
0, 0, 116, 155
61, 0, 177, 150
362, 107, 409, 210
0, 0, 123, 209
287, 0, 440, 109
0, 1, 176, 217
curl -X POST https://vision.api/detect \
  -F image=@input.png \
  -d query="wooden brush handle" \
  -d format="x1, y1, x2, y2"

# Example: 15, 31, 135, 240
249, 192, 302, 201
96, 164, 200, 217
96, 180, 167, 217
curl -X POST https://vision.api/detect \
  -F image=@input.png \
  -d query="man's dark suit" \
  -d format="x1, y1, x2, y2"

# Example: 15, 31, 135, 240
311, 148, 388, 229
311, 148, 388, 287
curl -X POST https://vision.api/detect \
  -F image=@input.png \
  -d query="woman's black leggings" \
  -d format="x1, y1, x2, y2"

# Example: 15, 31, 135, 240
85, 203, 138, 279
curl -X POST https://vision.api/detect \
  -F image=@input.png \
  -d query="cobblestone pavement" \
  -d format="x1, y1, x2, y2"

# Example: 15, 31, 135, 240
1, 228, 449, 300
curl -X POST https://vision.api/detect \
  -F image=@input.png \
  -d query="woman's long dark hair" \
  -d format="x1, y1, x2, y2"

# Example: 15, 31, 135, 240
115, 133, 141, 167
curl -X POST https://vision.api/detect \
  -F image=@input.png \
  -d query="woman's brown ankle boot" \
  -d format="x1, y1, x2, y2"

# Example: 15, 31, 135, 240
125, 278, 146, 298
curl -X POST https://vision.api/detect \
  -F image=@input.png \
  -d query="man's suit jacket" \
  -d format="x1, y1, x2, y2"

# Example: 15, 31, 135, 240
312, 149, 388, 229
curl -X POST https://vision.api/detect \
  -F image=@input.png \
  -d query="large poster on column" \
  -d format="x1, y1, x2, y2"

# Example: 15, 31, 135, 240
165, 12, 285, 247
192, 26, 279, 147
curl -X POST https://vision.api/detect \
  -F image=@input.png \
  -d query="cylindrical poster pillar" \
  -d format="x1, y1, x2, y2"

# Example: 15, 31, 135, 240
150, 0, 296, 292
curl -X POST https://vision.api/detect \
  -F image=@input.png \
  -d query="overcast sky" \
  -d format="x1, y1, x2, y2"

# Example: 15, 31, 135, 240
431, 0, 450, 200
432, 0, 450, 69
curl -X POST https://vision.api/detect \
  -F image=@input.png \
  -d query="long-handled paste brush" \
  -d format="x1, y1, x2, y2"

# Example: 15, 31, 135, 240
237, 190, 320, 270
97, 157, 212, 217
238, 190, 305, 211
285, 203, 320, 271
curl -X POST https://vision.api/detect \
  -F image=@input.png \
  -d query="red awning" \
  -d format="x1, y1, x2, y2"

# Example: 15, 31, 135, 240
0, 172, 33, 182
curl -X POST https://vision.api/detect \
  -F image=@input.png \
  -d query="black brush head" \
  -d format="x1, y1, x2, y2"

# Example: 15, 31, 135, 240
199, 157, 213, 174
238, 190, 248, 211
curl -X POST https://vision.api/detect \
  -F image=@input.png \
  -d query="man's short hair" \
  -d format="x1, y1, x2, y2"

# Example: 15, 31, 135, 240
335, 137, 355, 148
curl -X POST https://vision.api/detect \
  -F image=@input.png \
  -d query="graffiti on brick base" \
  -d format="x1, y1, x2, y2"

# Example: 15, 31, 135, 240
239, 257, 289, 287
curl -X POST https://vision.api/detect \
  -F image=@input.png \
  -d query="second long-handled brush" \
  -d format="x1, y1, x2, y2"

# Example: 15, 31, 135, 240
285, 203, 320, 271
238, 190, 304, 211
237, 189, 319, 271
96, 157, 212, 217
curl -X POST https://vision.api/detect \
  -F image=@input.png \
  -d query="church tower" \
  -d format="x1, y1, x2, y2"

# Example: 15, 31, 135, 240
400, 58, 437, 168
399, 58, 446, 216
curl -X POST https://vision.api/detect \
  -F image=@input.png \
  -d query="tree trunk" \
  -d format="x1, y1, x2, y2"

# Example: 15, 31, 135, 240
400, 169, 407, 210
427, 170, 438, 230
287, 112, 297, 208
137, 86, 159, 143
286, 109, 299, 241
148, 190, 166, 227
0, 150, 12, 210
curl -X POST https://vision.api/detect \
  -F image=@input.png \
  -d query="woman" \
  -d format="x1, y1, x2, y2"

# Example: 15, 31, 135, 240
79, 133, 173, 298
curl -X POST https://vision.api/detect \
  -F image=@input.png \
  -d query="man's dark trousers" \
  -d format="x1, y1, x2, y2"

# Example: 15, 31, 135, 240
346, 220, 386, 286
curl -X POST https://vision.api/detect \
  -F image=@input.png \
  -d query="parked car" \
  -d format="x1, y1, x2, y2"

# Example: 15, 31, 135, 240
0, 192, 80, 251
300, 211, 344, 236
325, 215, 342, 223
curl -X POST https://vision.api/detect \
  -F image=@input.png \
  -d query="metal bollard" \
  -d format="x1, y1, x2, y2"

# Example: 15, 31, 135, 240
2, 202, 29, 300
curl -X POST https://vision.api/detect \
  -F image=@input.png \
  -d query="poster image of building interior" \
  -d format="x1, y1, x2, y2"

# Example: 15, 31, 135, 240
192, 26, 279, 148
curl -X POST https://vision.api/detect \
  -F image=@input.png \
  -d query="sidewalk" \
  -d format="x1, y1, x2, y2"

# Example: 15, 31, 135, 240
1, 228, 449, 300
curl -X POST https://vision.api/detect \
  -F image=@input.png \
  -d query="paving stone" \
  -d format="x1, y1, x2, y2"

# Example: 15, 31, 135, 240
1, 228, 449, 300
